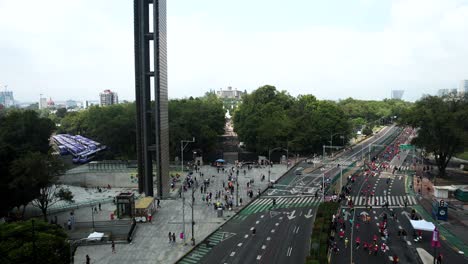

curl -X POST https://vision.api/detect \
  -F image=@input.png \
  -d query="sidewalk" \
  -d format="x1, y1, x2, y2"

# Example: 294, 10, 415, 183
411, 174, 468, 256
71, 164, 289, 264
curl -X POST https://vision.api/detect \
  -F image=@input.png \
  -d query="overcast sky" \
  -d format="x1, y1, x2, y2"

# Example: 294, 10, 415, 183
1, 0, 467, 103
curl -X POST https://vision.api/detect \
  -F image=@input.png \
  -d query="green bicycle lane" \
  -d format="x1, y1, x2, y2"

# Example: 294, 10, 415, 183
405, 173, 468, 255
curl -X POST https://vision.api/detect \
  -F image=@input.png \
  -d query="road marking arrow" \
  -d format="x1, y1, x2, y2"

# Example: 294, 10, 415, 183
304, 209, 314, 219
343, 210, 351, 221
287, 210, 296, 220
268, 189, 277, 196
360, 211, 369, 217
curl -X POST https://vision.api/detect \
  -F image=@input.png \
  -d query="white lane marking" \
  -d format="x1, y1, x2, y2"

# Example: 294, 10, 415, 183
374, 216, 378, 220
398, 225, 402, 229
279, 217, 283, 220
262, 245, 266, 250
287, 246, 293, 256
244, 234, 249, 238
230, 252, 236, 257
295, 226, 300, 234
250, 227, 255, 230
267, 237, 271, 241
407, 241, 412, 245
237, 243, 243, 247
256, 221, 260, 224
257, 255, 262, 260
275, 223, 279, 226
271, 229, 275, 233
261, 215, 264, 218
376, 223, 379, 226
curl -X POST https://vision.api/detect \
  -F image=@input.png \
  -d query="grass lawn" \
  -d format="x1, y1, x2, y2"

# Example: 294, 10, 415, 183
456, 151, 468, 161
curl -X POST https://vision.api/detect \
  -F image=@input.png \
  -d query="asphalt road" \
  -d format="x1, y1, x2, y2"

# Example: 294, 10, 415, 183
178, 126, 404, 264
330, 131, 467, 264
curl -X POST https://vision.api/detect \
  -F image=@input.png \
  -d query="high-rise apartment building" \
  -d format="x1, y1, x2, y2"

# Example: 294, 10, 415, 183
459, 80, 468, 95
39, 97, 47, 109
391, 90, 404, 100
0, 90, 14, 108
99, 89, 118, 106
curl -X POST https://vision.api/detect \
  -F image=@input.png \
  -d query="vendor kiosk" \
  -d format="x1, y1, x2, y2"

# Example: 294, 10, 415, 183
116, 192, 135, 219
135, 197, 156, 222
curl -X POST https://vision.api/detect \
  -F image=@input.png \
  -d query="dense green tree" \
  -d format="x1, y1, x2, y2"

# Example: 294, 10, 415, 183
233, 85, 294, 154
8, 152, 70, 221
233, 86, 352, 156
362, 125, 373, 136
55, 108, 67, 119
338, 98, 412, 129
400, 95, 468, 178
0, 110, 55, 217
0, 220, 69, 264
59, 104, 137, 160
169, 94, 226, 161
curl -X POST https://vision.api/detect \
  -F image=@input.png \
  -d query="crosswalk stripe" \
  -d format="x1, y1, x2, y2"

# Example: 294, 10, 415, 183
352, 195, 417, 206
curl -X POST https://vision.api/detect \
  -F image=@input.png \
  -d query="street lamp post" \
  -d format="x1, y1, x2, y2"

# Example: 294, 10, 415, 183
180, 138, 195, 173
180, 137, 195, 245
322, 173, 325, 199
191, 184, 195, 246
330, 132, 343, 157
91, 207, 95, 231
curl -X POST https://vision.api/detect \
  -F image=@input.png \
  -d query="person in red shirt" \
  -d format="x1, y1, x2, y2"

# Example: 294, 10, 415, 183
339, 229, 345, 239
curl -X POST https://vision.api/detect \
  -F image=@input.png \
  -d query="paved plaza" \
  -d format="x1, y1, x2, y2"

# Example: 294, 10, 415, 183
63, 163, 290, 264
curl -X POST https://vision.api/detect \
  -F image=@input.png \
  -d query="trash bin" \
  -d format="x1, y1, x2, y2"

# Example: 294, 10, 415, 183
217, 208, 223, 217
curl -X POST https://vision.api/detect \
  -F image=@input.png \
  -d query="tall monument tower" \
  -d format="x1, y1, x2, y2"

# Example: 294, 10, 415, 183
134, 0, 169, 198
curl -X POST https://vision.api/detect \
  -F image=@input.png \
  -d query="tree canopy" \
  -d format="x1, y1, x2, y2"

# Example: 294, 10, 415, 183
169, 93, 226, 161
0, 220, 69, 264
233, 85, 352, 156
0, 110, 56, 217
400, 95, 468, 178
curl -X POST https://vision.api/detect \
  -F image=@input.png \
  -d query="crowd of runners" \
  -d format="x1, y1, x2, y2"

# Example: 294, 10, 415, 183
327, 127, 444, 263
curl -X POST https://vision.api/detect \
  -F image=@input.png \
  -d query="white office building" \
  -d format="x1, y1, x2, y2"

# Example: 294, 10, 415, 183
459, 80, 468, 95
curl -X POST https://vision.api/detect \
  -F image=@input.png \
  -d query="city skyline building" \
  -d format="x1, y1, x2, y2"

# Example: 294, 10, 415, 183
391, 89, 404, 100
0, 90, 14, 108
459, 80, 468, 95
99, 89, 119, 106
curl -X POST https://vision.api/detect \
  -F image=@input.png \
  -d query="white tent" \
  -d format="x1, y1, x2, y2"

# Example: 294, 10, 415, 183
409, 219, 435, 231
87, 232, 105, 241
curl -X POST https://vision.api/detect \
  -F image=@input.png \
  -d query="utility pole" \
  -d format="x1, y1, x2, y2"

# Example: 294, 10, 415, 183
236, 180, 239, 207
180, 137, 195, 245
191, 184, 195, 245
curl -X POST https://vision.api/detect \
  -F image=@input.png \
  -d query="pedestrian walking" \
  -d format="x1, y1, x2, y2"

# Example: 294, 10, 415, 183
392, 254, 399, 263
98, 203, 101, 211
172, 232, 176, 243
111, 240, 115, 253
355, 237, 360, 250
157, 198, 161, 208
436, 253, 443, 264
168, 232, 172, 243
86, 255, 90, 264
345, 237, 349, 248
